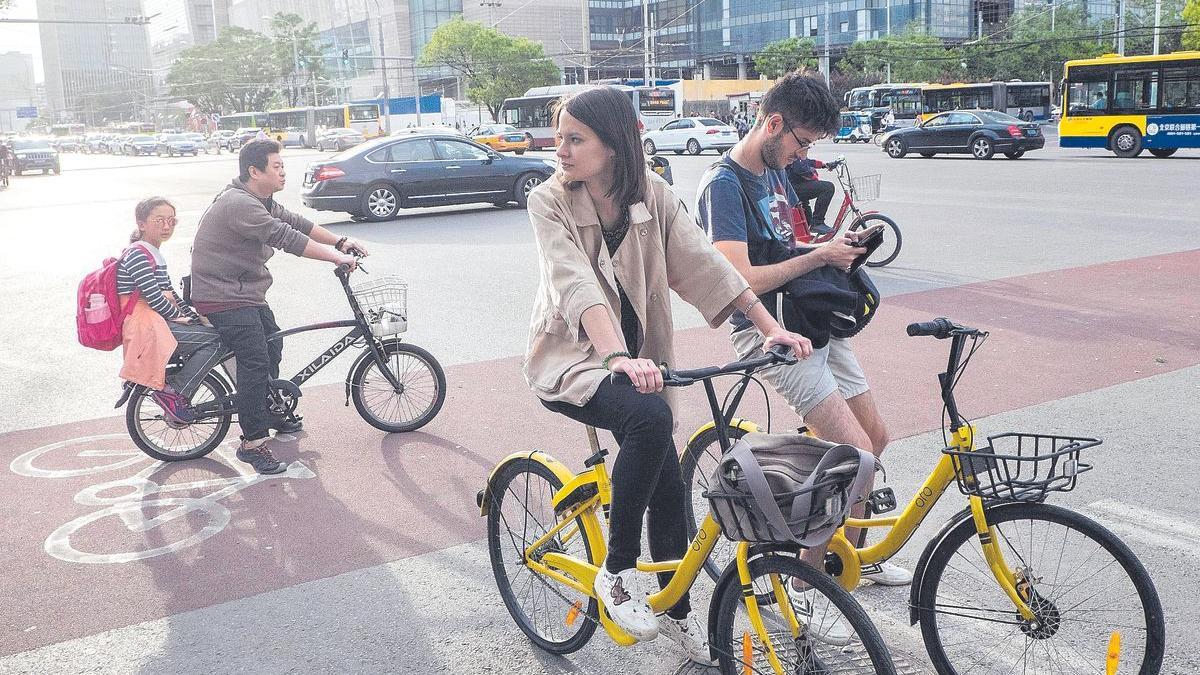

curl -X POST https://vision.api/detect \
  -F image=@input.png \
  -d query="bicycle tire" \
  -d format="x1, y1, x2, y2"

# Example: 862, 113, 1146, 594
680, 424, 750, 581
713, 553, 897, 675
350, 341, 446, 433
126, 371, 232, 462
916, 502, 1165, 675
873, 132, 886, 147
486, 457, 599, 654
849, 213, 902, 268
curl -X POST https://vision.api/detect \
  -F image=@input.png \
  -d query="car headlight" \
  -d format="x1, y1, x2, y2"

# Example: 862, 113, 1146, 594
15, 153, 26, 159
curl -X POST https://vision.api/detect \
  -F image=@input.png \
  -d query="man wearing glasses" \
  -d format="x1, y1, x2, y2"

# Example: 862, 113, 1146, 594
696, 73, 909, 632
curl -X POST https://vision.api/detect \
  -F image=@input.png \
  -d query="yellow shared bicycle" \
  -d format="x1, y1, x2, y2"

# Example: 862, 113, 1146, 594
681, 318, 1166, 674
479, 348, 899, 674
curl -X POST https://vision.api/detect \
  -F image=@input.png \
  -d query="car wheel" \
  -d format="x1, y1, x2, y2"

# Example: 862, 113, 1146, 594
832, 138, 840, 144
1148, 148, 1177, 158
686, 139, 702, 155
885, 137, 907, 158
514, 149, 525, 155
1003, 150, 1025, 159
1111, 126, 1143, 158
970, 136, 995, 160
1023, 111, 1035, 122
920, 152, 936, 158
362, 184, 401, 222
643, 139, 657, 155
515, 172, 545, 209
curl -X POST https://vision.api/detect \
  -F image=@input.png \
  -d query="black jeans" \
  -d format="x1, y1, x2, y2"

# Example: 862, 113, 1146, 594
542, 380, 691, 619
206, 305, 283, 441
792, 178, 836, 226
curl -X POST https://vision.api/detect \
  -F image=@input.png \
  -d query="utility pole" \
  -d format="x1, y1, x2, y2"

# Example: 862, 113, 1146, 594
823, 0, 831, 85
1050, 0, 1056, 31
1116, 0, 1125, 54
378, 15, 391, 133
413, 63, 422, 126
1153, 0, 1162, 54
642, 0, 651, 84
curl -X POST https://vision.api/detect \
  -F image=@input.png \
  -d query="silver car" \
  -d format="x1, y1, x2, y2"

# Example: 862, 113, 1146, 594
316, 128, 366, 152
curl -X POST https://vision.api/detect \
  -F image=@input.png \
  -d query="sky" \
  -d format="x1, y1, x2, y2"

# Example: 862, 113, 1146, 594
0, 0, 44, 82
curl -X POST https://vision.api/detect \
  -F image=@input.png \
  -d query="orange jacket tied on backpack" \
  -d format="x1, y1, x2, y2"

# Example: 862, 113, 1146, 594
118, 294, 177, 391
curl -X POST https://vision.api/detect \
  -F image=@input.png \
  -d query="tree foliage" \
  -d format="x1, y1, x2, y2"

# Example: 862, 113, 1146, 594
994, 6, 1108, 82
753, 37, 818, 78
167, 26, 281, 114
419, 17, 559, 121
838, 27, 964, 83
268, 12, 331, 107
1182, 0, 1200, 49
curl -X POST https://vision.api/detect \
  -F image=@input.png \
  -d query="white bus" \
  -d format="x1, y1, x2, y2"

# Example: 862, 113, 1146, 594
500, 84, 681, 150
921, 82, 1052, 122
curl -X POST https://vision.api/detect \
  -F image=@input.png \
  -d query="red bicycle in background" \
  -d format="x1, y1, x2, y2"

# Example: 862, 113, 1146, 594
792, 156, 902, 268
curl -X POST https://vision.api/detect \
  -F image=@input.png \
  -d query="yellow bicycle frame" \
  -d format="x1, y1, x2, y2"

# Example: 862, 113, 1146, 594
830, 424, 1035, 619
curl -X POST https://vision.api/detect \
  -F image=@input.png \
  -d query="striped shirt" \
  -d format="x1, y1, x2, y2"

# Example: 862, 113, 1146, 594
115, 243, 200, 321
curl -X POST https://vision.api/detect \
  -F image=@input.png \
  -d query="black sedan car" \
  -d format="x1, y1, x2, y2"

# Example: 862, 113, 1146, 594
302, 133, 555, 221
881, 109, 1045, 160
122, 135, 158, 156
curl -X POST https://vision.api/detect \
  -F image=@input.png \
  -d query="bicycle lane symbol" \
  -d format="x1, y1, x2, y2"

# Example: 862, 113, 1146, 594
9, 433, 315, 564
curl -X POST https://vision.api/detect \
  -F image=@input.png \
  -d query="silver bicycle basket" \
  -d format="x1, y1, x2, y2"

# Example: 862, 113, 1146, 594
849, 174, 881, 202
351, 275, 408, 336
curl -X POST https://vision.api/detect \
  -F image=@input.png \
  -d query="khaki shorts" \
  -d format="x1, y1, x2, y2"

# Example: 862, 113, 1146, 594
730, 327, 870, 420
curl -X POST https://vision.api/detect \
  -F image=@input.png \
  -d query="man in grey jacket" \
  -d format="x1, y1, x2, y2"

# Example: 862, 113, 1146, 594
192, 140, 367, 474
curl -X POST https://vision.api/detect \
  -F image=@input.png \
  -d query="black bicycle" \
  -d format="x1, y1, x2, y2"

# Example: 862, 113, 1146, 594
120, 262, 447, 461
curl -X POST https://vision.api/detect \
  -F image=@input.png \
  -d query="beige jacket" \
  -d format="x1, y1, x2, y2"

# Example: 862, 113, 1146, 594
523, 169, 750, 411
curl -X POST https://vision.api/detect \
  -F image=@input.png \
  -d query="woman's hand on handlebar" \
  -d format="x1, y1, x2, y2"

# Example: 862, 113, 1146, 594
762, 328, 812, 360
609, 356, 664, 394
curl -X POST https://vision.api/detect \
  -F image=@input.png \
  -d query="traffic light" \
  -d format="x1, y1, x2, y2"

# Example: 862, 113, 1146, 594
341, 48, 351, 68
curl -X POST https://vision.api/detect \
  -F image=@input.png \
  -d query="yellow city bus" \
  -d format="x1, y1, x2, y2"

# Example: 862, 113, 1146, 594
1059, 51, 1200, 157
266, 104, 384, 147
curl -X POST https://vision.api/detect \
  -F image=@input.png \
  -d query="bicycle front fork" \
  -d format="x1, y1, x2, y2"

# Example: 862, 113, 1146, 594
968, 496, 1037, 622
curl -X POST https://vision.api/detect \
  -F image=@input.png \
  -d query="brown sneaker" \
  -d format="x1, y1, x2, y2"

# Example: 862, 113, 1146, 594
236, 439, 286, 475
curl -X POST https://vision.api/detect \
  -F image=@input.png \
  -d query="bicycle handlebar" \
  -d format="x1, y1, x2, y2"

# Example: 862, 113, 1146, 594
609, 345, 797, 388
906, 317, 982, 340
334, 249, 367, 279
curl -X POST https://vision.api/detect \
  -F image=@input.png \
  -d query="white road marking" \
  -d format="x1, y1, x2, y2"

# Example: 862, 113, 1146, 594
1085, 498, 1200, 558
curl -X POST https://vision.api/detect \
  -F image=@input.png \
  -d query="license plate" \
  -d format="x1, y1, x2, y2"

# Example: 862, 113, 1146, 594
303, 172, 313, 185
505, 135, 524, 142
1026, 129, 1038, 136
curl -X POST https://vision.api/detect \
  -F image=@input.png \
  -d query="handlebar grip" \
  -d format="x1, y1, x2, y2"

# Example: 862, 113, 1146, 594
906, 317, 954, 339
767, 344, 798, 366
335, 263, 353, 278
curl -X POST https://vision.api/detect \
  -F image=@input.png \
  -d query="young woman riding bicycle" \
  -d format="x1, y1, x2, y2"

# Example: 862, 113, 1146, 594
523, 85, 811, 664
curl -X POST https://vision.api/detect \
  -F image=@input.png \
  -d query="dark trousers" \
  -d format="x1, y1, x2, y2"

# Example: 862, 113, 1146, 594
792, 179, 836, 226
206, 305, 282, 441
542, 380, 691, 619
165, 322, 223, 400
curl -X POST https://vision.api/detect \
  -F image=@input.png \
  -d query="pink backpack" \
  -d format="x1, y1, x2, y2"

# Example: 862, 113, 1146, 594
76, 244, 155, 351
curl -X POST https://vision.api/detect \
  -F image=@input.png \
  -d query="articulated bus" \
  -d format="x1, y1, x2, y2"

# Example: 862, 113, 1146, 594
921, 81, 1052, 122
266, 103, 384, 147
500, 84, 681, 149
1059, 51, 1200, 158
846, 83, 925, 127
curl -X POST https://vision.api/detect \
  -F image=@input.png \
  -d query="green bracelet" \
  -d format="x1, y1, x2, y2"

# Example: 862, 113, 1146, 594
602, 351, 632, 370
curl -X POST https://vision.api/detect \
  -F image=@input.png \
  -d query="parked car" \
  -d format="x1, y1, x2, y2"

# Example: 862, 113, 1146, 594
82, 133, 109, 154
467, 124, 532, 154
881, 109, 1045, 160
640, 117, 737, 155
121, 135, 158, 156
53, 136, 81, 153
210, 129, 238, 151
316, 127, 365, 152
182, 132, 221, 154
155, 133, 201, 157
301, 133, 555, 222
234, 127, 263, 146
9, 138, 61, 175
104, 135, 130, 154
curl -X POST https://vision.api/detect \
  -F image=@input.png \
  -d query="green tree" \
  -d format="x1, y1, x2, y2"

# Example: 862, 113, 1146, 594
268, 12, 332, 107
996, 6, 1107, 83
419, 17, 560, 121
753, 37, 818, 78
1182, 0, 1200, 49
837, 27, 963, 84
167, 27, 281, 114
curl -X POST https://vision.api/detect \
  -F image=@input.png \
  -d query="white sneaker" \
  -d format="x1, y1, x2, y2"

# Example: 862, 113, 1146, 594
861, 561, 913, 586
660, 613, 714, 665
594, 567, 659, 641
787, 586, 853, 646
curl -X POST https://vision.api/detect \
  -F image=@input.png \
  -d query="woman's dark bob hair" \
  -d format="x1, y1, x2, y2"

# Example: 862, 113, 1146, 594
552, 86, 647, 208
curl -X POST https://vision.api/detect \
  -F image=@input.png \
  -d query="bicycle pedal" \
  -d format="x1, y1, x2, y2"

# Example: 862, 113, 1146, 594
868, 487, 896, 514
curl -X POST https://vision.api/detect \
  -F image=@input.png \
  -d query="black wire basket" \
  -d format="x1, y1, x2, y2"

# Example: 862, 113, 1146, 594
943, 432, 1100, 502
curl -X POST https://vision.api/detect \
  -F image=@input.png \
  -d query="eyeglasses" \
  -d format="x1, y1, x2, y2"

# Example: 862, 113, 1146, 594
150, 217, 177, 227
785, 123, 818, 151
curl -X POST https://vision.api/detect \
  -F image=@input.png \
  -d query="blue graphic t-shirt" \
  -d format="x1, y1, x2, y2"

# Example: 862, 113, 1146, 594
696, 157, 800, 330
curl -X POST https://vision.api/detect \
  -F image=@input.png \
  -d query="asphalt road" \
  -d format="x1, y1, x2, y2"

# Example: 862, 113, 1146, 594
0, 137, 1197, 673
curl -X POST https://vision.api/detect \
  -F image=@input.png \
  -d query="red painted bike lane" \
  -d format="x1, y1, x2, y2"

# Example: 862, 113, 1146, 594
2, 249, 1197, 656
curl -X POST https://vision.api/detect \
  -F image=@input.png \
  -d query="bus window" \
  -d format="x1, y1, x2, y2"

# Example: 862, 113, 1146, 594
1161, 64, 1200, 112
1113, 68, 1158, 113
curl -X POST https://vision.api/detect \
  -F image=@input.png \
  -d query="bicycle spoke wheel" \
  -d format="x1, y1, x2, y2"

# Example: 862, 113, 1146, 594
126, 372, 231, 462
351, 342, 446, 433
486, 458, 598, 654
849, 214, 902, 268
680, 425, 748, 581
917, 502, 1164, 675
714, 553, 896, 675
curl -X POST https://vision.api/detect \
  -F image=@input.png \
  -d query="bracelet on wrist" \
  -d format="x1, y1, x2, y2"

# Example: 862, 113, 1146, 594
602, 351, 632, 370
743, 297, 762, 314
335, 236, 348, 252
